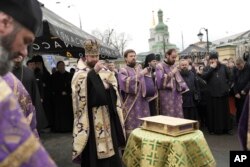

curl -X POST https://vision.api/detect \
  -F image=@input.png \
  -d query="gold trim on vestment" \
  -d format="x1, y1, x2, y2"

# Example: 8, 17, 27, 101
123, 86, 141, 121
122, 67, 142, 122
12, 74, 18, 95
0, 78, 12, 101
72, 60, 125, 161
163, 74, 168, 89
158, 63, 169, 89
71, 71, 90, 161
135, 68, 138, 94
126, 77, 130, 93
103, 107, 114, 158
0, 135, 40, 167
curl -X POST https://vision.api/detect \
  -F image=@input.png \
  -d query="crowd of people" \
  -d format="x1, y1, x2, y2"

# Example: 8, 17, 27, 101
0, 0, 250, 167
70, 42, 250, 167
12, 55, 74, 133
85, 49, 250, 136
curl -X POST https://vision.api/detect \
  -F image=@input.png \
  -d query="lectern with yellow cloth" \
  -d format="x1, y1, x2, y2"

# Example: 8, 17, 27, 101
122, 128, 216, 167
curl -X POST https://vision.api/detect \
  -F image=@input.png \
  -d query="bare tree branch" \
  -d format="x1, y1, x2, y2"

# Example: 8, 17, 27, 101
91, 28, 131, 56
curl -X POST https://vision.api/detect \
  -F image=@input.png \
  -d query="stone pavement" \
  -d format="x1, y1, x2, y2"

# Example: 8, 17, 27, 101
41, 128, 240, 167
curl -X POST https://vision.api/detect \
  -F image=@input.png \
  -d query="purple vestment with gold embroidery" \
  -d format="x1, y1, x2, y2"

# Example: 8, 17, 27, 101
0, 76, 57, 167
118, 65, 154, 135
156, 62, 189, 118
2, 72, 38, 137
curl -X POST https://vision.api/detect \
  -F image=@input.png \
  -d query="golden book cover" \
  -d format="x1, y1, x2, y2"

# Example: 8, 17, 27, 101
139, 115, 199, 136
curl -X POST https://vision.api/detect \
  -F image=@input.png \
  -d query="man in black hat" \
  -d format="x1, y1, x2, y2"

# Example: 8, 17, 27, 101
0, 0, 56, 166
27, 58, 36, 71
144, 53, 158, 116
202, 52, 232, 134
33, 55, 53, 129
155, 53, 161, 63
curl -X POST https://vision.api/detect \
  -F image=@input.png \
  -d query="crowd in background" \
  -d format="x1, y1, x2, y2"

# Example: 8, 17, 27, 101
20, 50, 250, 135
19, 55, 74, 133
1, 0, 249, 166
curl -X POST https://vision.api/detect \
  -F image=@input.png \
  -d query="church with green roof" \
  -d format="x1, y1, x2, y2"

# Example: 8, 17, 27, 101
148, 9, 177, 56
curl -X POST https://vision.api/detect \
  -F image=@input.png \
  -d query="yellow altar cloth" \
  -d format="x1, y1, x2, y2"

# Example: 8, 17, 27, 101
122, 128, 216, 167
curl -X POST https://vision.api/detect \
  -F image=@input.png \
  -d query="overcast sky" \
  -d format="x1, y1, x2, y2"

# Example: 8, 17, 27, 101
39, 0, 250, 53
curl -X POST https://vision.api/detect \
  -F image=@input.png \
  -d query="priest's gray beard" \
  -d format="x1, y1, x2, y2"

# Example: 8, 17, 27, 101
0, 40, 12, 76
0, 28, 20, 76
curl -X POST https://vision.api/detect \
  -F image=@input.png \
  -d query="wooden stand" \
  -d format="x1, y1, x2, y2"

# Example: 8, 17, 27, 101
140, 115, 199, 136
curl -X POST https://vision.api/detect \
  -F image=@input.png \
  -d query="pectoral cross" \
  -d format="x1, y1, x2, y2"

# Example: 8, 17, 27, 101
216, 73, 219, 78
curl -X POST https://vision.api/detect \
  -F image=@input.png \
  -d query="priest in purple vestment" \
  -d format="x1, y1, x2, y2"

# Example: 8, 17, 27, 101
118, 49, 155, 136
3, 72, 39, 138
238, 91, 250, 151
156, 49, 189, 118
0, 0, 57, 166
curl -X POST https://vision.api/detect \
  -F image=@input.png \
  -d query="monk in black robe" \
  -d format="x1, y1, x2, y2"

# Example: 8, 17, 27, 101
143, 53, 158, 116
202, 52, 232, 134
233, 57, 250, 123
180, 59, 199, 120
33, 55, 54, 129
51, 61, 73, 132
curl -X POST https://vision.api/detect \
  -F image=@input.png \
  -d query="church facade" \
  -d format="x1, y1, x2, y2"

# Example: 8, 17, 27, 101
148, 10, 177, 56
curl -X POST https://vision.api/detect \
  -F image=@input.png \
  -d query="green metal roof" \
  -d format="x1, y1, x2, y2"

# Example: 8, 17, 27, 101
155, 22, 168, 32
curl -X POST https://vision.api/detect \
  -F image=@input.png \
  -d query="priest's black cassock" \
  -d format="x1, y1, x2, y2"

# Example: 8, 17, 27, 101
34, 66, 53, 128
80, 70, 125, 167
51, 70, 73, 132
233, 63, 250, 123
180, 70, 199, 120
202, 63, 232, 134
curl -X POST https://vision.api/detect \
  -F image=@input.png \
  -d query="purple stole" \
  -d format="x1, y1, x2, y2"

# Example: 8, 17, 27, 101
0, 77, 57, 167
2, 72, 38, 138
156, 62, 189, 118
118, 65, 151, 134
156, 63, 188, 92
